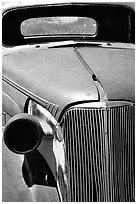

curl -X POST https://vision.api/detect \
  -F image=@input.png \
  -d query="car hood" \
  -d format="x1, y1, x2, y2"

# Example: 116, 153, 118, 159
77, 47, 135, 102
3, 46, 134, 119
3, 47, 98, 113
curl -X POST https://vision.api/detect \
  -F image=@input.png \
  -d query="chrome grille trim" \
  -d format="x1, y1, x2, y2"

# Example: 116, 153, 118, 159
62, 103, 135, 202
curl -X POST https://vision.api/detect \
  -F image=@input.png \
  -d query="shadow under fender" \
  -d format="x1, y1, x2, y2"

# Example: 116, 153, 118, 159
22, 150, 57, 188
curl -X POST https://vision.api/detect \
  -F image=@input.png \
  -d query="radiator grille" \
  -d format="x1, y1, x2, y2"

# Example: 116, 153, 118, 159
62, 104, 135, 201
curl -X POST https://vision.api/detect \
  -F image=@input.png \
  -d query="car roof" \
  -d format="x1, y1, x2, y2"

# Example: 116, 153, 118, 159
2, 1, 135, 13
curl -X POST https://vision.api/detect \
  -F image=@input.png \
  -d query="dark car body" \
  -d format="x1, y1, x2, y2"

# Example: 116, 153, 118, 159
2, 1, 135, 202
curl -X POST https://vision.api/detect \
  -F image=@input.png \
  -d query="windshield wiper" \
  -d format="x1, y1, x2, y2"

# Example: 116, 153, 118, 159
25, 35, 135, 49
46, 40, 134, 49
47, 40, 102, 48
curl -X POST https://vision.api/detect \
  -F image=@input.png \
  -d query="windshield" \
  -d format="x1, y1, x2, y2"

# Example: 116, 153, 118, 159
2, 4, 135, 46
21, 16, 97, 37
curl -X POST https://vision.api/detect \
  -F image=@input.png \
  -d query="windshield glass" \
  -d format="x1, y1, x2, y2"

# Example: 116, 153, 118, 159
21, 16, 97, 37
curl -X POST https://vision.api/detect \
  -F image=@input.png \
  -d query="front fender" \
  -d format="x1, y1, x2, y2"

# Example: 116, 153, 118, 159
2, 91, 21, 117
2, 139, 59, 202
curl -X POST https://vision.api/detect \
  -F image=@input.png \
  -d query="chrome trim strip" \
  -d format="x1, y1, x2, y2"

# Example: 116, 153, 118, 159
74, 101, 134, 108
2, 75, 59, 116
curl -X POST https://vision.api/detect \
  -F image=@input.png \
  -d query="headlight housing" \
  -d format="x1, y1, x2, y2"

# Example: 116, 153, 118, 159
28, 100, 63, 141
3, 100, 63, 154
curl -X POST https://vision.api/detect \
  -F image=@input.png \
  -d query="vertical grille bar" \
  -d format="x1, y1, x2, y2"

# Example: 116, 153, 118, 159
62, 104, 134, 202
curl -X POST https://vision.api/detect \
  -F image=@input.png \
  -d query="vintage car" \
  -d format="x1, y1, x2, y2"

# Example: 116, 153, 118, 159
2, 1, 135, 202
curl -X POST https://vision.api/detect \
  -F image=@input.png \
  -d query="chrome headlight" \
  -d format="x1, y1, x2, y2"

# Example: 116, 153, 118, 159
3, 100, 63, 154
